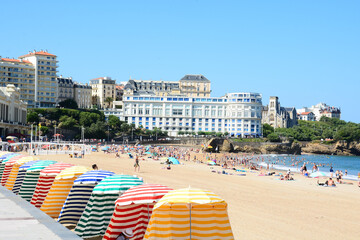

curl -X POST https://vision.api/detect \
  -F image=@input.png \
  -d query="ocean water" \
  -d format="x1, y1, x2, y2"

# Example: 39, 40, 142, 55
257, 154, 360, 181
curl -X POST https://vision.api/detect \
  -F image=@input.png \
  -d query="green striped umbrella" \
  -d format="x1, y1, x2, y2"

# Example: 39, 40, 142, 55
74, 174, 143, 238
13, 160, 40, 194
18, 160, 57, 201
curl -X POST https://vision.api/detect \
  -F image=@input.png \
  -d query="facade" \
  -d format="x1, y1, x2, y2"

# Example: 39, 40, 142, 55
262, 96, 297, 128
90, 77, 116, 109
124, 79, 180, 96
297, 103, 341, 121
19, 50, 58, 108
0, 57, 36, 108
57, 76, 74, 103
74, 83, 92, 109
298, 112, 315, 121
124, 74, 211, 97
179, 74, 211, 97
122, 92, 262, 137
115, 84, 124, 101
0, 85, 28, 137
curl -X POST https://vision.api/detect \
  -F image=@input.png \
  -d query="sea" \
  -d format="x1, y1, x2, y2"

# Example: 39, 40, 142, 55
257, 154, 360, 180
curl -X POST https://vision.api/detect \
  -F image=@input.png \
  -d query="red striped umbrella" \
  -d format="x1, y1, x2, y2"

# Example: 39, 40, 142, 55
30, 162, 74, 208
0, 155, 28, 186
103, 184, 173, 240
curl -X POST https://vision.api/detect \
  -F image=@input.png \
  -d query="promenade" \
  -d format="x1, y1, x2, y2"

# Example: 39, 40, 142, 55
0, 185, 80, 240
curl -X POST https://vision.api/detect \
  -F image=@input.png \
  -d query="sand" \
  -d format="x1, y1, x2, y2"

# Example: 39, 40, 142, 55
36, 151, 360, 240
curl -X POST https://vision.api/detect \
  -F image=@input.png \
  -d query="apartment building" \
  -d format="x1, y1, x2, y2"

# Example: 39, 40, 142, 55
19, 50, 58, 108
0, 57, 36, 108
124, 74, 211, 97
57, 76, 74, 103
90, 77, 116, 109
0, 85, 28, 137
122, 92, 262, 137
74, 83, 92, 109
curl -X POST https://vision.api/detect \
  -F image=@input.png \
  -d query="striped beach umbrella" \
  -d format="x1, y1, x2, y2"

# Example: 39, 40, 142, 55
18, 160, 57, 201
30, 163, 74, 208
58, 170, 115, 225
0, 153, 18, 162
4, 156, 39, 190
144, 188, 234, 240
40, 166, 91, 218
74, 175, 144, 239
103, 184, 173, 240
0, 155, 31, 185
12, 160, 41, 194
0, 154, 22, 178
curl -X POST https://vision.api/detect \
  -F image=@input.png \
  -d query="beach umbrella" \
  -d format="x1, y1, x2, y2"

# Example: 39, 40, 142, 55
18, 160, 57, 201
40, 166, 91, 218
0, 155, 30, 185
30, 163, 74, 208
6, 136, 17, 140
207, 161, 216, 166
168, 157, 180, 165
310, 171, 328, 178
144, 187, 234, 240
0, 154, 22, 177
102, 146, 110, 151
58, 170, 115, 225
103, 184, 173, 240
207, 145, 213, 148
4, 157, 39, 190
74, 174, 143, 239
12, 160, 41, 194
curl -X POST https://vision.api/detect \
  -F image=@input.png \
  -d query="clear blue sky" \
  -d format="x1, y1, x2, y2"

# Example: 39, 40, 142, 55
1, 1, 359, 122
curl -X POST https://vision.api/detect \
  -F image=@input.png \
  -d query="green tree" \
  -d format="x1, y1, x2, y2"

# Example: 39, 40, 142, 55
108, 115, 121, 130
59, 116, 77, 129
27, 112, 39, 123
58, 99, 78, 109
267, 133, 281, 142
262, 124, 274, 137
105, 97, 113, 108
85, 121, 107, 139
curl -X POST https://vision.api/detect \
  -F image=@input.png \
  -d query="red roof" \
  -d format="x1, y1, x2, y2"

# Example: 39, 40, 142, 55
1, 58, 31, 64
115, 85, 124, 90
301, 112, 312, 115
19, 51, 56, 58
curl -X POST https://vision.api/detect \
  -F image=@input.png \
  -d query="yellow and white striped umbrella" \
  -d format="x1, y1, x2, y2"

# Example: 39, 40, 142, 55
40, 166, 91, 218
144, 188, 234, 240
5, 156, 38, 191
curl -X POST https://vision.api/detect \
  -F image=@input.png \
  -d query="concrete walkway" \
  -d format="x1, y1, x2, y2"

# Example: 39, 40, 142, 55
0, 185, 81, 240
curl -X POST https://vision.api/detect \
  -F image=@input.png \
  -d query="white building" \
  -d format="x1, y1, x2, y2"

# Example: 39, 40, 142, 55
122, 92, 262, 137
297, 103, 341, 121
298, 112, 316, 121
0, 85, 29, 138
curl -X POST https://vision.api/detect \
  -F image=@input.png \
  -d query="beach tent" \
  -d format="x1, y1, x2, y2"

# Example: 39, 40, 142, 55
0, 154, 22, 178
74, 175, 143, 239
0, 155, 29, 185
58, 170, 115, 225
103, 184, 173, 240
18, 161, 57, 201
30, 163, 74, 208
144, 187, 234, 240
4, 156, 39, 190
12, 160, 40, 194
40, 166, 91, 218
168, 157, 180, 165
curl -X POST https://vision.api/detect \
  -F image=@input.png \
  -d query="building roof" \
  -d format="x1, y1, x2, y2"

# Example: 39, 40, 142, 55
180, 74, 210, 82
301, 112, 313, 115
19, 50, 56, 58
0, 58, 31, 64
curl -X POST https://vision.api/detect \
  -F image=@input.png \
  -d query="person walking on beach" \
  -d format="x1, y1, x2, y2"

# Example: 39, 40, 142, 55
330, 166, 334, 178
134, 155, 140, 172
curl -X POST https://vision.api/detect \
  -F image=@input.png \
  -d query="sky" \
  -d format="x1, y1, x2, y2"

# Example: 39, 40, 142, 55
1, 1, 359, 122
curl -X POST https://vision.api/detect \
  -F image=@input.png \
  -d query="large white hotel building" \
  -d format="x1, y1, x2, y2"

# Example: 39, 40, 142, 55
122, 92, 263, 137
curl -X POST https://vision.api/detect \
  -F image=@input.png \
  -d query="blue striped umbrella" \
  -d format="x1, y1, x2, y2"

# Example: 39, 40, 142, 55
58, 170, 115, 225
12, 160, 41, 194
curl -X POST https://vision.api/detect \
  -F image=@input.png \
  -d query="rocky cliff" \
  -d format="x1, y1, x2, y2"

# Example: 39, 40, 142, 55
302, 141, 360, 156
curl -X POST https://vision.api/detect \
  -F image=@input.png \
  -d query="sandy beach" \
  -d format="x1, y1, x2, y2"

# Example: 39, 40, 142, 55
36, 150, 360, 240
